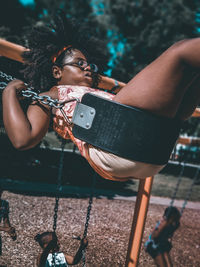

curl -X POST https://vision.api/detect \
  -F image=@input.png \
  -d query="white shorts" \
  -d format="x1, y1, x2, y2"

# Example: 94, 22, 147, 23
86, 145, 165, 181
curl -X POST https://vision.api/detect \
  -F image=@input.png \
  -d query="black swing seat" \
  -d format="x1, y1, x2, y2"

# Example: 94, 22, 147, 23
72, 93, 182, 165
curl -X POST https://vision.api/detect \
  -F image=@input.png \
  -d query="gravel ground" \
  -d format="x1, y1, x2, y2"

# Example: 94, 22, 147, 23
0, 191, 199, 267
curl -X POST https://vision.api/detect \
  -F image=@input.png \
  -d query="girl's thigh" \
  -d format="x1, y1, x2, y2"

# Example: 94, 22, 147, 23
176, 74, 200, 120
114, 46, 194, 118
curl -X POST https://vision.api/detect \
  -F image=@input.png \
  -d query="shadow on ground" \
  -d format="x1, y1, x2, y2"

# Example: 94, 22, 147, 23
0, 134, 137, 199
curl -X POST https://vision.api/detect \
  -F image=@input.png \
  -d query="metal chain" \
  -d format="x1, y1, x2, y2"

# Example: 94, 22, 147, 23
0, 71, 13, 83
81, 173, 96, 267
0, 82, 8, 90
52, 139, 66, 266
0, 71, 79, 120
180, 167, 200, 215
82, 196, 93, 267
53, 139, 66, 232
170, 161, 200, 215
170, 162, 185, 207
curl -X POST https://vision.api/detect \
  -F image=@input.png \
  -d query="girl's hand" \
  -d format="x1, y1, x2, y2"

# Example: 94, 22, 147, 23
81, 238, 88, 248
5, 79, 27, 100
0, 226, 11, 232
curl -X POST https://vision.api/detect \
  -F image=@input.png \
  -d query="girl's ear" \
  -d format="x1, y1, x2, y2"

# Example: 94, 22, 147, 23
52, 65, 62, 79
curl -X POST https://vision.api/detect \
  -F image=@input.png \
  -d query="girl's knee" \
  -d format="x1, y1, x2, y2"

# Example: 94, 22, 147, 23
171, 38, 200, 67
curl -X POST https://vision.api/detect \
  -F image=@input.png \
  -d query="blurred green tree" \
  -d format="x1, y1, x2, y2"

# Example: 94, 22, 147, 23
101, 0, 200, 82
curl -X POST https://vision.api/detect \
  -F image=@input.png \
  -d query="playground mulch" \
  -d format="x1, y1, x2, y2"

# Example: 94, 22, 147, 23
0, 191, 199, 267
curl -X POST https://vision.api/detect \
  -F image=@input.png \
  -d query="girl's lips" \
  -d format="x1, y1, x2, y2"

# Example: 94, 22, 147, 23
85, 71, 92, 77
85, 75, 92, 79
85, 73, 92, 81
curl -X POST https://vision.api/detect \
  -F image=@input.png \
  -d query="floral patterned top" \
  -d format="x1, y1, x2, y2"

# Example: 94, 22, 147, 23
53, 85, 114, 159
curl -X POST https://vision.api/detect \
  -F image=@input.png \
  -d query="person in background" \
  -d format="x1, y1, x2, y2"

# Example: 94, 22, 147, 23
0, 190, 17, 255
34, 231, 88, 266
144, 206, 181, 267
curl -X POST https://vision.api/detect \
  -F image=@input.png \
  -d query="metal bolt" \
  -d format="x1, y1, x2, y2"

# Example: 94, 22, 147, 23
86, 123, 90, 128
80, 113, 84, 118
90, 109, 94, 115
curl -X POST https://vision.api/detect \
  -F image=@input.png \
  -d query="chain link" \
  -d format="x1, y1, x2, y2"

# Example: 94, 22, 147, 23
81, 173, 96, 267
0, 71, 13, 82
82, 195, 93, 267
0, 82, 8, 90
0, 70, 79, 113
170, 161, 200, 215
169, 162, 185, 207
180, 167, 200, 215
52, 139, 66, 266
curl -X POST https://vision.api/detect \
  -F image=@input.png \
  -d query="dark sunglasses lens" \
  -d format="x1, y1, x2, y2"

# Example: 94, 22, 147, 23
90, 64, 98, 73
78, 60, 87, 68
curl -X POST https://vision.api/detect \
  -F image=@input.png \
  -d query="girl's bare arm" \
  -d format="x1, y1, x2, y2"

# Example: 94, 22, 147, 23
2, 80, 56, 150
151, 219, 168, 240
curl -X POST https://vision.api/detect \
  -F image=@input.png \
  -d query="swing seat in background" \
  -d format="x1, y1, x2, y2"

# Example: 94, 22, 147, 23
72, 93, 182, 165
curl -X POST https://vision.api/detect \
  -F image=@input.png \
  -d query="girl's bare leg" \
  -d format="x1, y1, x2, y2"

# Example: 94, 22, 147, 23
114, 39, 200, 120
176, 74, 200, 120
154, 253, 167, 267
163, 252, 173, 267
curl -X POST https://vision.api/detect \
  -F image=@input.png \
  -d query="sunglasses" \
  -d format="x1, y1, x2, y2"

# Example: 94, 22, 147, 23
62, 59, 98, 73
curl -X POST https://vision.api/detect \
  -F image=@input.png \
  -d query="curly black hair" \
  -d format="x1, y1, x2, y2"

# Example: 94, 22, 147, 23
164, 206, 181, 221
34, 231, 58, 248
22, 10, 108, 92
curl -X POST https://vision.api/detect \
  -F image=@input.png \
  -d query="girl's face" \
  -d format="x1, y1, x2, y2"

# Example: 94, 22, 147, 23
53, 49, 95, 87
42, 234, 60, 251
164, 215, 179, 225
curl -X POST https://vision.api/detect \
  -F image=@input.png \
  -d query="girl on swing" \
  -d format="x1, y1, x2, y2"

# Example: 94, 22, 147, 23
0, 189, 17, 255
1, 11, 200, 181
34, 231, 88, 266
144, 206, 181, 267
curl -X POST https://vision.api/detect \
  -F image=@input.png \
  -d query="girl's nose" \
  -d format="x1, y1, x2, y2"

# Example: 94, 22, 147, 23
84, 64, 91, 71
